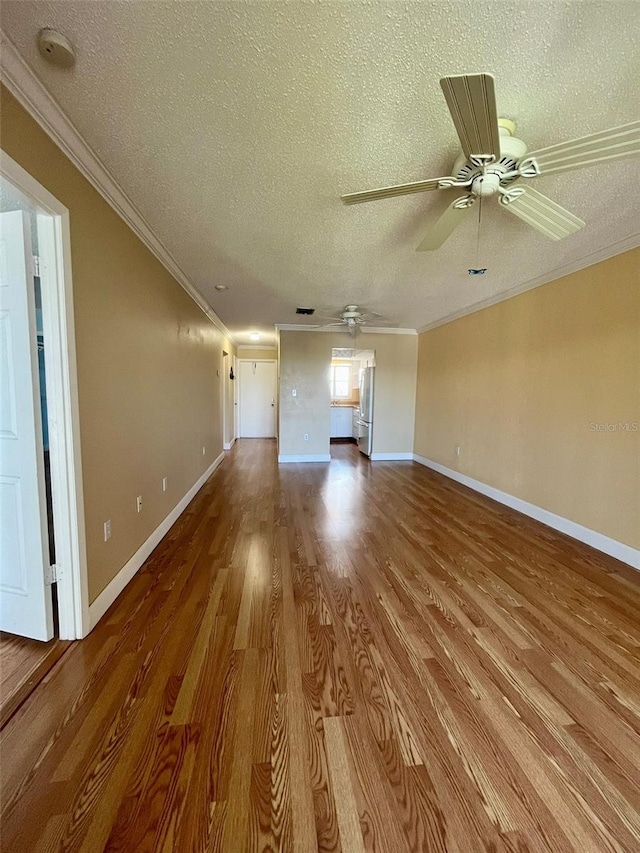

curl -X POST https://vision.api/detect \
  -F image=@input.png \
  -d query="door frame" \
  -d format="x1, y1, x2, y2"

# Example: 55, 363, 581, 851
222, 351, 234, 450
237, 359, 278, 438
1, 149, 89, 640
233, 355, 239, 440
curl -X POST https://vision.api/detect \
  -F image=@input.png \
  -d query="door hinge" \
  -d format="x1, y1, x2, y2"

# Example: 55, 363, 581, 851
45, 563, 58, 585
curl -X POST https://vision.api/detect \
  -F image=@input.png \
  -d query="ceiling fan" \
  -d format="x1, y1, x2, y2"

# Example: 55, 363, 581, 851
342, 73, 640, 250
313, 305, 390, 335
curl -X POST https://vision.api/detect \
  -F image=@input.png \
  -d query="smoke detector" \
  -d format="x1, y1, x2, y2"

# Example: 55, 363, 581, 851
37, 29, 76, 68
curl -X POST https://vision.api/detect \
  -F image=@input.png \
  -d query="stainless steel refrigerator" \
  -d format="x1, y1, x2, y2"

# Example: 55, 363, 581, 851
357, 366, 374, 457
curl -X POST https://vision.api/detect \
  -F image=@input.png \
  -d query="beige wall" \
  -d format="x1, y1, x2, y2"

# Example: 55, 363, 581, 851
237, 347, 278, 361
1, 86, 235, 601
279, 331, 417, 457
414, 249, 640, 549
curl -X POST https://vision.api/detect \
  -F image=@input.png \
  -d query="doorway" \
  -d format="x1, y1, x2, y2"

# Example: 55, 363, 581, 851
329, 347, 375, 458
0, 151, 88, 652
238, 360, 277, 437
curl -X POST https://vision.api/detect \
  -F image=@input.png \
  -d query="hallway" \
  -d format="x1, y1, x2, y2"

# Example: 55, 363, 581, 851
1, 440, 639, 852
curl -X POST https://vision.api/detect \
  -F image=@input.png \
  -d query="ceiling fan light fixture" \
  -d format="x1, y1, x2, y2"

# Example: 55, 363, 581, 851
249, 332, 260, 341
342, 73, 638, 250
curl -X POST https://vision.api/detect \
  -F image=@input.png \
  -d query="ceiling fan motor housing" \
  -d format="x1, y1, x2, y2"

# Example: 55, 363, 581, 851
453, 124, 528, 197
341, 305, 364, 319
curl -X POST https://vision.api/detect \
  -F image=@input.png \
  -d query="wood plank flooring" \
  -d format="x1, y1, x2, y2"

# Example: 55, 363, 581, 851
1, 439, 639, 852
0, 632, 68, 729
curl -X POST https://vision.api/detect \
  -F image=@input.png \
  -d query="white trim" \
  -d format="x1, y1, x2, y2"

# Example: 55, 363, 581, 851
0, 31, 235, 346
1, 149, 90, 640
233, 355, 239, 440
89, 452, 224, 629
278, 454, 331, 463
412, 454, 640, 570
360, 327, 418, 336
223, 438, 236, 451
237, 357, 277, 362
237, 344, 277, 352
276, 324, 417, 335
370, 452, 414, 461
418, 233, 640, 334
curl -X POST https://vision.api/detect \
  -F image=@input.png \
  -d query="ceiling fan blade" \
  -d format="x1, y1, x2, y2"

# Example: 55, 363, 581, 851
440, 73, 500, 160
416, 195, 475, 251
499, 187, 585, 241
523, 120, 640, 177
341, 177, 453, 205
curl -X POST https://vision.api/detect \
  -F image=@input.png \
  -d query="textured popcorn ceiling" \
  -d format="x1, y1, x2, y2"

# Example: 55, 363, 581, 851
2, 1, 639, 345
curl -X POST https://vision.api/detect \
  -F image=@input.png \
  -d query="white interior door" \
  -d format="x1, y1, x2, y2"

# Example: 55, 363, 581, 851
0, 210, 53, 641
239, 360, 277, 437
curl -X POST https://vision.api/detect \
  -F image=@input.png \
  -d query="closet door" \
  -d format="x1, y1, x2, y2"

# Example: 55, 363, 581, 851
238, 361, 277, 438
0, 210, 54, 641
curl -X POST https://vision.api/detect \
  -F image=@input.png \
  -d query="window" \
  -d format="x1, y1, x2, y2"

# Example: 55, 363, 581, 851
330, 363, 352, 399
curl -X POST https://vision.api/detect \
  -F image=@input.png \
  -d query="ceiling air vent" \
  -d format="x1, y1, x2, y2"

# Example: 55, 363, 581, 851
296, 307, 315, 315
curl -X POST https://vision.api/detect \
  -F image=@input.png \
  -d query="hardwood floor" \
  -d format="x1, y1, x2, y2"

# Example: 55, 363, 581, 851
0, 632, 68, 729
1, 439, 639, 852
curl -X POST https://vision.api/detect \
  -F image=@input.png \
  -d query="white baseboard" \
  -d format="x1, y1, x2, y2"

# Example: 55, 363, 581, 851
278, 454, 331, 463
412, 454, 639, 570
223, 438, 236, 451
89, 451, 225, 630
370, 452, 414, 461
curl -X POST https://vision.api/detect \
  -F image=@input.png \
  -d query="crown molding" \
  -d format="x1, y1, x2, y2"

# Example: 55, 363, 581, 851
276, 323, 417, 335
418, 232, 640, 334
360, 326, 417, 336
0, 30, 236, 344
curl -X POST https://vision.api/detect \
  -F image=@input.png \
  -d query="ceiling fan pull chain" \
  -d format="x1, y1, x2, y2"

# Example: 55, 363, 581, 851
476, 196, 482, 267
468, 197, 488, 275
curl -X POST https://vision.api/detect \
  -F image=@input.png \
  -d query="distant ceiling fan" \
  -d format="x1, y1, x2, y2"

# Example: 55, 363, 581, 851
313, 305, 390, 335
342, 73, 640, 250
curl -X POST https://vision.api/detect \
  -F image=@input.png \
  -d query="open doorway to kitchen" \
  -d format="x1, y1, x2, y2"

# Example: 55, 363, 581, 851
329, 347, 375, 459
0, 152, 88, 724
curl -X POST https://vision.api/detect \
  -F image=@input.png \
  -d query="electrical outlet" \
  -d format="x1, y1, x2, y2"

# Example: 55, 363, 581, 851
456, 445, 461, 456
202, 446, 206, 456
303, 433, 309, 441
292, 389, 297, 397
136, 495, 143, 513
103, 519, 111, 541
162, 477, 168, 492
